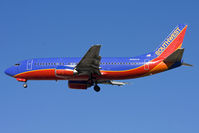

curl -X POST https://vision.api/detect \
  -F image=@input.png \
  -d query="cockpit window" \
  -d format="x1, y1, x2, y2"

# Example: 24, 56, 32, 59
14, 63, 20, 66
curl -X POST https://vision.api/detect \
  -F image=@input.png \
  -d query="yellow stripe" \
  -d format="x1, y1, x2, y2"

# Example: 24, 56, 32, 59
156, 25, 187, 58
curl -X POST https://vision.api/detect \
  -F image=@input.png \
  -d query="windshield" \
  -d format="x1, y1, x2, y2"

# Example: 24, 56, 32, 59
14, 63, 20, 66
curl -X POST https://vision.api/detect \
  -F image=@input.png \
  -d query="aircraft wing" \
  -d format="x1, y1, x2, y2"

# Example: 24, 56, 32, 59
75, 45, 101, 76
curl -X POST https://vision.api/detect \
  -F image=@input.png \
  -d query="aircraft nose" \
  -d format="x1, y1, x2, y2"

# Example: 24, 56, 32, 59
4, 67, 14, 77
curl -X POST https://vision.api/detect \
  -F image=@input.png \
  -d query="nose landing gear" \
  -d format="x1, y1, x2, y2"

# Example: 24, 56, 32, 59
23, 82, 28, 88
16, 78, 28, 88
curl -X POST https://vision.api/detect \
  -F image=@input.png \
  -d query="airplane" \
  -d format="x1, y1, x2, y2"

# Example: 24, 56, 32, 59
5, 24, 192, 92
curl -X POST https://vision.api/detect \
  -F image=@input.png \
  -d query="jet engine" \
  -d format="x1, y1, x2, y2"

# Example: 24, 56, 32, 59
68, 80, 92, 89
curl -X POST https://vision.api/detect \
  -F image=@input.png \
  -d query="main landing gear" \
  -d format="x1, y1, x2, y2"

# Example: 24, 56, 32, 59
88, 74, 101, 92
94, 84, 100, 92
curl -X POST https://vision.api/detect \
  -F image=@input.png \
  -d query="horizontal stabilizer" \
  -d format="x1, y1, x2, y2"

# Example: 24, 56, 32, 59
182, 62, 193, 67
164, 48, 184, 63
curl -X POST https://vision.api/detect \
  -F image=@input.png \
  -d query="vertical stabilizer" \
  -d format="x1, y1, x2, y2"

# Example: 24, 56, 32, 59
154, 24, 187, 59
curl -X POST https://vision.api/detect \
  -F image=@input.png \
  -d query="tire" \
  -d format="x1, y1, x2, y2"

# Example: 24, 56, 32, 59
94, 85, 100, 92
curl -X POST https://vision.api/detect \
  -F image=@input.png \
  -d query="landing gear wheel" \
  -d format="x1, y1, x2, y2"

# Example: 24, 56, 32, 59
23, 83, 27, 88
94, 85, 100, 92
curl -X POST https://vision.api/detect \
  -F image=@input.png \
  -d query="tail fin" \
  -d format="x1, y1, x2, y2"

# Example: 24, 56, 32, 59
154, 24, 187, 59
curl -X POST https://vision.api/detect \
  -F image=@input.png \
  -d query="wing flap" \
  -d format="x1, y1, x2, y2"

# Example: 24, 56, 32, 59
98, 80, 128, 86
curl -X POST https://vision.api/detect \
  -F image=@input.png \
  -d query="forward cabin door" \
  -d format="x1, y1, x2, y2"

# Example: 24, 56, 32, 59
27, 60, 33, 70
144, 59, 149, 70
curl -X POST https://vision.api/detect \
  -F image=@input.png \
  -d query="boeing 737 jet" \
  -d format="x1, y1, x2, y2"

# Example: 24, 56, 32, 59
5, 24, 192, 92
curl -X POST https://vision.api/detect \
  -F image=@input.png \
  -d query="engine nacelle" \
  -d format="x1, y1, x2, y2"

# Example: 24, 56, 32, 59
68, 80, 91, 89
55, 66, 77, 78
